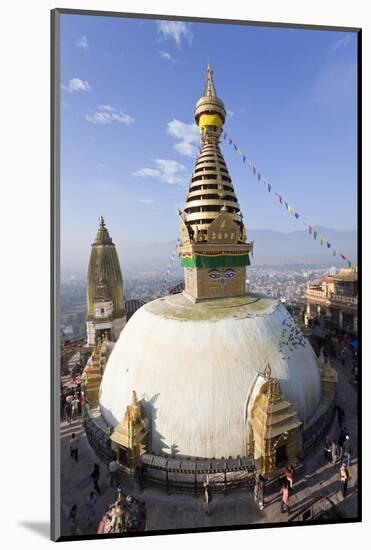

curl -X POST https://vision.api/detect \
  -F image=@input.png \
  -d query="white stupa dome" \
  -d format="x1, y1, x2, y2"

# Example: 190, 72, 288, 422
99, 293, 321, 459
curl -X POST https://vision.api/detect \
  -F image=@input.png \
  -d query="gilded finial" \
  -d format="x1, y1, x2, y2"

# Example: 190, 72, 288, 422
263, 363, 272, 380
132, 390, 138, 405
203, 63, 217, 97
99, 215, 105, 227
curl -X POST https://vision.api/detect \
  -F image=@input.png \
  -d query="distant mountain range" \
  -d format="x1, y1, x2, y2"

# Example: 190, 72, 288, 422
118, 227, 357, 275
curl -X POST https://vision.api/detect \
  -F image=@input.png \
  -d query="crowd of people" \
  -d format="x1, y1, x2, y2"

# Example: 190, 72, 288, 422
61, 372, 84, 423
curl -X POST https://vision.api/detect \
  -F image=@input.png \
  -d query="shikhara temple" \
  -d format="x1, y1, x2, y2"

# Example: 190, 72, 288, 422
81, 66, 338, 489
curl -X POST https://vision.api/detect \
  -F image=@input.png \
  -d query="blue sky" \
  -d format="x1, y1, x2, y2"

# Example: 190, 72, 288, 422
60, 14, 357, 272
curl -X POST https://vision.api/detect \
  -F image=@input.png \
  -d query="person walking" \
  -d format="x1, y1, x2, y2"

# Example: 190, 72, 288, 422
90, 464, 101, 494
86, 491, 98, 526
331, 440, 338, 465
203, 481, 212, 515
253, 472, 259, 503
60, 390, 66, 420
71, 395, 79, 421
65, 393, 73, 424
324, 437, 332, 464
76, 391, 82, 416
338, 429, 346, 461
340, 463, 350, 498
255, 474, 265, 510
108, 458, 120, 488
69, 433, 79, 462
285, 465, 295, 493
343, 435, 352, 468
281, 481, 290, 514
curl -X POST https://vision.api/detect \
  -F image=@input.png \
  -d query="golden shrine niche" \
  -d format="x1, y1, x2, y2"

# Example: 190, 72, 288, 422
249, 365, 302, 475
110, 391, 149, 471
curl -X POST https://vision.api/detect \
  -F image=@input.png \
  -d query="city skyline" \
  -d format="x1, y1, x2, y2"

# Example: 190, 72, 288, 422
60, 15, 358, 272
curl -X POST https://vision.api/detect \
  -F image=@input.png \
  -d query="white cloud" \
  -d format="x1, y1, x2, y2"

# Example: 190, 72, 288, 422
166, 119, 199, 157
98, 104, 116, 112
139, 198, 154, 205
133, 159, 186, 185
76, 35, 89, 50
157, 21, 192, 47
329, 34, 351, 55
160, 51, 175, 62
63, 78, 91, 93
85, 105, 134, 125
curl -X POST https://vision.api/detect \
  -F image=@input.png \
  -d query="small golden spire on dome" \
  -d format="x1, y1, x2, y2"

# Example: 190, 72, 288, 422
132, 390, 138, 405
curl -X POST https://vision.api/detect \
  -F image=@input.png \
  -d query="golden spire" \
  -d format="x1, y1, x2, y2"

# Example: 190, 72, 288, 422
94, 215, 113, 244
178, 66, 253, 303
182, 66, 242, 241
204, 64, 217, 97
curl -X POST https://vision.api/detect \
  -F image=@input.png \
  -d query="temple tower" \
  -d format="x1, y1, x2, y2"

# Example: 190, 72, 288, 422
86, 217, 126, 345
179, 65, 253, 302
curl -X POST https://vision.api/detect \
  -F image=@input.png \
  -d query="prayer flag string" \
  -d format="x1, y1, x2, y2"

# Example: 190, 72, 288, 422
223, 131, 353, 267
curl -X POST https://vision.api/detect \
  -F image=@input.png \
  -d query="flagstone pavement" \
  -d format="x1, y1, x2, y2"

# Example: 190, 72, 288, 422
60, 350, 359, 538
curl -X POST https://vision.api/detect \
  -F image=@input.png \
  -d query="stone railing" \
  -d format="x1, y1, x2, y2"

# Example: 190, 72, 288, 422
83, 405, 112, 465
306, 289, 357, 307
302, 398, 335, 454
305, 291, 327, 301
140, 454, 255, 494
329, 294, 357, 306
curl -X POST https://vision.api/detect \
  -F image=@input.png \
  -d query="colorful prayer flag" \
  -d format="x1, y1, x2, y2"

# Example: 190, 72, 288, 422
284, 201, 288, 210
327, 242, 331, 248
340, 254, 347, 261
268, 184, 271, 192
308, 225, 312, 235
347, 260, 352, 268
234, 144, 237, 151
257, 173, 261, 181
252, 166, 256, 175
243, 155, 246, 163
320, 237, 324, 246
313, 231, 318, 239
229, 138, 232, 145
223, 132, 227, 140
294, 213, 299, 219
